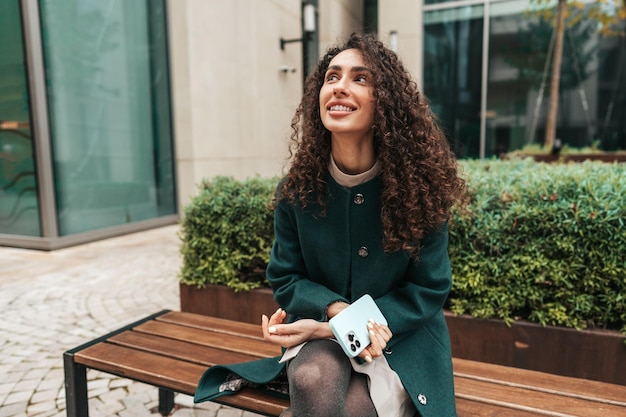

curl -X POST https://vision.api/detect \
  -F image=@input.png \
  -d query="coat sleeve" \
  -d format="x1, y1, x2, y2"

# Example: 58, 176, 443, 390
265, 199, 348, 320
375, 223, 452, 336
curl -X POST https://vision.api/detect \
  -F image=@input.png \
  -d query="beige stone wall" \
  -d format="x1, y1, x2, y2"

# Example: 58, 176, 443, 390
168, 0, 304, 207
318, 0, 363, 50
378, 0, 423, 88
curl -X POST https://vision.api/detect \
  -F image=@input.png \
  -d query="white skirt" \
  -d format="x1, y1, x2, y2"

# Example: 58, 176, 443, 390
279, 341, 417, 417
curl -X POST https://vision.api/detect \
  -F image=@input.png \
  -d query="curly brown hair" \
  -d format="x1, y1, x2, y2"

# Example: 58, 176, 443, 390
278, 32, 468, 258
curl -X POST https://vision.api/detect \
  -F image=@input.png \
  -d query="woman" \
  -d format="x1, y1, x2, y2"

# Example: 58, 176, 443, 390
195, 32, 467, 417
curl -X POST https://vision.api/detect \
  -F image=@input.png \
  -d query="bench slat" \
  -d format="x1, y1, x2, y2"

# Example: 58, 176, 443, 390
158, 311, 266, 339
454, 373, 626, 417
456, 397, 544, 417
74, 342, 203, 394
133, 320, 282, 357
108, 331, 265, 366
74, 342, 288, 416
453, 358, 626, 406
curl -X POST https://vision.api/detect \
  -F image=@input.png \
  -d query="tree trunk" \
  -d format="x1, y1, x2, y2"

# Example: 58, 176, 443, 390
544, 0, 567, 150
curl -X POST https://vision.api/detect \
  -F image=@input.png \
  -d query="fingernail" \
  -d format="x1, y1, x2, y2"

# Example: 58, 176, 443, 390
365, 355, 372, 363
269, 326, 277, 333
369, 330, 376, 336
367, 322, 374, 329
275, 308, 282, 314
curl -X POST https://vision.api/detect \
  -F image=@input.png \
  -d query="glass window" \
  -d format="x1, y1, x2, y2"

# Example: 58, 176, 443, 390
424, 5, 484, 157
486, 0, 542, 155
425, 0, 460, 5
0, 0, 41, 237
487, 0, 624, 153
39, 0, 176, 235
596, 22, 625, 151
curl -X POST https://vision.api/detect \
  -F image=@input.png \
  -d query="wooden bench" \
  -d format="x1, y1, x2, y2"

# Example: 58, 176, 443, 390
63, 310, 626, 417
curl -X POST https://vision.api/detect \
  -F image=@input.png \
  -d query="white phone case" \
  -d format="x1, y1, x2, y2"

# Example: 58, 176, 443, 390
328, 294, 388, 358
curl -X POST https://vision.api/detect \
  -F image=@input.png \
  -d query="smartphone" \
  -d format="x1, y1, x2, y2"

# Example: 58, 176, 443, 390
328, 294, 388, 358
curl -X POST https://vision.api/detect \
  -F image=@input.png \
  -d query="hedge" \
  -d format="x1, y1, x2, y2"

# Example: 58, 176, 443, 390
179, 160, 626, 333
179, 176, 277, 292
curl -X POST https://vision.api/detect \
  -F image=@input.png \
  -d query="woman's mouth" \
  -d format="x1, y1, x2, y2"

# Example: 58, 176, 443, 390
329, 105, 355, 112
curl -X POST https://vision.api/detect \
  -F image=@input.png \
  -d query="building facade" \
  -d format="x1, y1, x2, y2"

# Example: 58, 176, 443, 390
1, 0, 623, 249
420, 0, 626, 159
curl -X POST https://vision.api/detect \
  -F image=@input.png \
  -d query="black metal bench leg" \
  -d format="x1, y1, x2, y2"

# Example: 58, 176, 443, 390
158, 388, 175, 416
64, 352, 89, 417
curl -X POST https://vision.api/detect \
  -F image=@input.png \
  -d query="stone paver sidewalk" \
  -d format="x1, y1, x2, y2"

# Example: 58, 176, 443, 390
0, 225, 263, 417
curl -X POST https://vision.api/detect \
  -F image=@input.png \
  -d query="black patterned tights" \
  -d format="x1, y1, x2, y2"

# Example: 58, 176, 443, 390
279, 339, 378, 417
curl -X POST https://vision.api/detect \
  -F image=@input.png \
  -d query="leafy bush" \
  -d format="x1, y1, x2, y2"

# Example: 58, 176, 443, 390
179, 161, 626, 333
179, 176, 277, 292
448, 159, 626, 333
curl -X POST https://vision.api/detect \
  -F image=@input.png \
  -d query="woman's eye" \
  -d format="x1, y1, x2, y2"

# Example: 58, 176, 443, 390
355, 75, 368, 83
327, 73, 339, 81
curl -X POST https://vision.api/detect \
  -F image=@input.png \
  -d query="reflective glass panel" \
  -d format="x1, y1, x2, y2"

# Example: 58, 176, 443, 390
486, 0, 540, 155
487, 0, 626, 153
596, 22, 625, 151
425, 0, 458, 5
424, 5, 484, 157
39, 0, 176, 235
0, 0, 41, 236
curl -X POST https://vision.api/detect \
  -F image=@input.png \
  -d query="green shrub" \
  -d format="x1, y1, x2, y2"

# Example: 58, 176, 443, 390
179, 161, 626, 333
178, 176, 277, 292
448, 159, 626, 333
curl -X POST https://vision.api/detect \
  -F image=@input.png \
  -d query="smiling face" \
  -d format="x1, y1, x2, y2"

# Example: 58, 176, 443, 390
319, 49, 375, 144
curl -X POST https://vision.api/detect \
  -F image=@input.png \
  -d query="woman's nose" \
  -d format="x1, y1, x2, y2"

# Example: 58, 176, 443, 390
333, 84, 348, 96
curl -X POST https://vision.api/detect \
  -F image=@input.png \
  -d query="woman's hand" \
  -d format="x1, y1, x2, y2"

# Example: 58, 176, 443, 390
359, 320, 393, 363
262, 308, 333, 348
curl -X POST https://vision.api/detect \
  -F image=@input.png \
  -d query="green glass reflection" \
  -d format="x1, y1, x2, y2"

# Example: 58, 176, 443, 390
597, 23, 626, 151
486, 0, 543, 155
486, 0, 623, 153
39, 0, 176, 235
424, 5, 484, 157
0, 0, 41, 237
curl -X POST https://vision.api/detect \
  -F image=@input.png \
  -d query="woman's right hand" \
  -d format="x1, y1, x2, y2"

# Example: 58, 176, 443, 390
359, 320, 393, 363
262, 308, 333, 348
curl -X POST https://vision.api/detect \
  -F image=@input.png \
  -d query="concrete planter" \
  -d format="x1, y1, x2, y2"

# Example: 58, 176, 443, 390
180, 283, 278, 325
179, 283, 625, 386
445, 312, 625, 386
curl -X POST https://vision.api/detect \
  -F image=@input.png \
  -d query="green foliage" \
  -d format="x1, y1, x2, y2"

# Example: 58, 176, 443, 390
510, 141, 626, 155
449, 159, 626, 334
179, 162, 626, 334
178, 176, 277, 292
528, 0, 626, 37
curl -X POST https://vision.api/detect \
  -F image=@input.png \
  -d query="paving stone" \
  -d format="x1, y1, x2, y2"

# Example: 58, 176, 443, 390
216, 407, 246, 417
174, 394, 196, 408
3, 390, 32, 405
25, 400, 58, 416
0, 226, 225, 417
110, 378, 134, 389
0, 401, 28, 417
241, 412, 265, 417
30, 388, 58, 404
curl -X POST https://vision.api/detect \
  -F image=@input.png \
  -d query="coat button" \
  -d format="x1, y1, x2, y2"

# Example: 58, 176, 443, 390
353, 193, 364, 205
383, 347, 392, 355
357, 246, 369, 257
417, 394, 427, 405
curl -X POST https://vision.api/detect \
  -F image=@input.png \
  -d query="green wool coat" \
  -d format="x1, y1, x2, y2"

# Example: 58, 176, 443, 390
195, 174, 458, 417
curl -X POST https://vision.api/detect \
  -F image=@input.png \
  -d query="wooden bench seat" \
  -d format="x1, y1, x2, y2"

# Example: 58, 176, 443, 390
63, 310, 626, 417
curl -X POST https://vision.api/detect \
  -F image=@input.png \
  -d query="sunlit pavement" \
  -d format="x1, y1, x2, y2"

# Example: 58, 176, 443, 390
0, 225, 262, 417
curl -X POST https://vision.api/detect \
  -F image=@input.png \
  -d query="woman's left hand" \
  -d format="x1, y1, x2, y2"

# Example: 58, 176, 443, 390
359, 320, 393, 363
